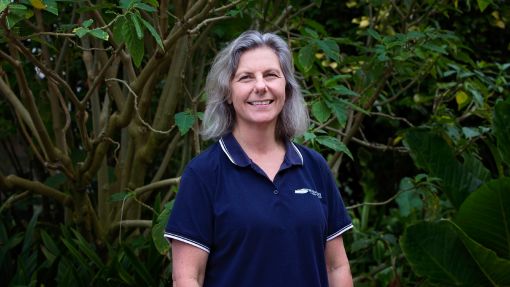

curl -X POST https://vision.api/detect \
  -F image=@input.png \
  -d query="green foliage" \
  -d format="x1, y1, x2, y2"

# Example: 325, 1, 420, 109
401, 220, 510, 286
1, 0, 509, 286
455, 178, 510, 259
174, 111, 197, 136
402, 191, 510, 286
152, 200, 174, 255
404, 129, 490, 208
493, 99, 510, 167
401, 76, 510, 285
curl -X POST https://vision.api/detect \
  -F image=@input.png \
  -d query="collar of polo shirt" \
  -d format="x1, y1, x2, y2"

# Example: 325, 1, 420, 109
219, 132, 304, 167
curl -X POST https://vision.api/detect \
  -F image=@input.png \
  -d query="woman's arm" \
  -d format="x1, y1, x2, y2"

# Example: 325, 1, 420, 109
325, 236, 353, 287
172, 240, 209, 287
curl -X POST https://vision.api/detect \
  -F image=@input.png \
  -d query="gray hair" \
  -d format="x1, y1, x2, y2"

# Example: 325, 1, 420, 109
201, 30, 309, 141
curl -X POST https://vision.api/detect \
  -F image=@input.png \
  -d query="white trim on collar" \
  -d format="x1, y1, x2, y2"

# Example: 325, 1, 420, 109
290, 142, 304, 165
219, 138, 237, 165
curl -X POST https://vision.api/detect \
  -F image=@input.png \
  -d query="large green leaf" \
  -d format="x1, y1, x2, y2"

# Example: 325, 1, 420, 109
404, 129, 488, 208
6, 4, 33, 29
140, 16, 164, 50
0, 0, 9, 13
477, 0, 492, 12
311, 100, 330, 123
298, 44, 315, 73
316, 136, 353, 160
401, 220, 490, 286
122, 18, 144, 67
493, 100, 510, 166
325, 98, 347, 127
152, 200, 174, 255
455, 177, 510, 259
314, 39, 339, 62
454, 222, 510, 286
174, 111, 196, 135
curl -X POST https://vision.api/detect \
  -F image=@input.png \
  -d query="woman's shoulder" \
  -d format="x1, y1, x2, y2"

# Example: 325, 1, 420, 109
184, 141, 222, 174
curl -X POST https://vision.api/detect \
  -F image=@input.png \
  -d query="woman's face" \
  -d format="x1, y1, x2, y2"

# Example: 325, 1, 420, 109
230, 46, 286, 132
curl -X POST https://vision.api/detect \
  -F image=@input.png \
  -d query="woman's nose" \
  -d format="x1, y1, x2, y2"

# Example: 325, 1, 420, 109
253, 76, 267, 94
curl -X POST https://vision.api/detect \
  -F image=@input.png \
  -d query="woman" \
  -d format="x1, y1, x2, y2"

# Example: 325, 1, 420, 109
165, 30, 353, 287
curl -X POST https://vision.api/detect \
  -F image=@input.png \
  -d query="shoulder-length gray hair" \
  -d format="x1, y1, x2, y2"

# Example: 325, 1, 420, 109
201, 30, 309, 141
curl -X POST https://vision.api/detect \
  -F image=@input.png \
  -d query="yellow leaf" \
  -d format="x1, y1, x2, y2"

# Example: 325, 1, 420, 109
346, 1, 357, 8
455, 90, 469, 110
315, 53, 324, 59
329, 62, 338, 69
30, 0, 47, 10
392, 136, 403, 145
359, 17, 370, 28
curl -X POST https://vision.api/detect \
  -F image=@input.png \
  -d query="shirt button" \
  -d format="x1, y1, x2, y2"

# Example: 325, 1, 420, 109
273, 190, 279, 195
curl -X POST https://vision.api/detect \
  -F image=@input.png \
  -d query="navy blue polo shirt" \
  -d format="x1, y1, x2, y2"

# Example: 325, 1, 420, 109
165, 133, 352, 287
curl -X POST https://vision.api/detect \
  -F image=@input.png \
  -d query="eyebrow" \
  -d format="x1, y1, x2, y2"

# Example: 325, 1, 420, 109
234, 68, 282, 76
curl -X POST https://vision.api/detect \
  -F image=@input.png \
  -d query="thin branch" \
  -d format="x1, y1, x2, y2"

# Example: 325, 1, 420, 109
159, 0, 169, 37
2, 174, 73, 207
105, 78, 176, 135
212, 0, 242, 14
68, 38, 114, 51
134, 177, 181, 197
112, 219, 152, 229
313, 121, 409, 153
390, 0, 406, 20
346, 187, 406, 210
20, 32, 75, 40
151, 133, 181, 183
183, 0, 209, 20
0, 191, 31, 213
274, 5, 293, 28
15, 111, 47, 165
8, 36, 82, 109
188, 15, 231, 34
81, 45, 123, 105
0, 76, 48, 159
133, 196, 155, 214
288, 2, 317, 20
370, 112, 415, 127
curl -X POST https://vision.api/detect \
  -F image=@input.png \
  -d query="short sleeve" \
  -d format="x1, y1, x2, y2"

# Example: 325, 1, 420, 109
321, 161, 353, 241
164, 166, 214, 253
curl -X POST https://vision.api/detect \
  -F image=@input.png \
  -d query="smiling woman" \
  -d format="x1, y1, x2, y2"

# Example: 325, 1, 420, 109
230, 47, 287, 136
200, 30, 309, 142
165, 30, 353, 287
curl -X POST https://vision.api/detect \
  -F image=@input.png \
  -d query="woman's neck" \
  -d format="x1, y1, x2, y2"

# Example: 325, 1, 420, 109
232, 125, 283, 154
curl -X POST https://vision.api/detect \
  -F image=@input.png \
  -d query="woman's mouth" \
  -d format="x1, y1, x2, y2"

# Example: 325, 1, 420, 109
248, 100, 273, 105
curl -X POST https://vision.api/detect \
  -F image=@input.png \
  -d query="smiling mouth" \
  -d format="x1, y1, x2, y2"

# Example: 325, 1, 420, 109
248, 100, 273, 105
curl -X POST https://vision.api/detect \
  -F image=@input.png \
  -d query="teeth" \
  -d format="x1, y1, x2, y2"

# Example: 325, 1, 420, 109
250, 100, 272, 105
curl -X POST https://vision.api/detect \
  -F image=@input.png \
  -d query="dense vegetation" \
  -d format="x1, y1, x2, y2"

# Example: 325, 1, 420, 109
1, 0, 509, 286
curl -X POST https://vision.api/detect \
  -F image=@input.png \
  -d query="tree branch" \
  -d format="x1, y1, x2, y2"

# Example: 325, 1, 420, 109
7, 36, 82, 109
0, 76, 48, 160
112, 219, 152, 229
188, 15, 231, 34
0, 191, 31, 213
134, 177, 181, 197
346, 187, 406, 210
1, 174, 73, 207
319, 123, 409, 153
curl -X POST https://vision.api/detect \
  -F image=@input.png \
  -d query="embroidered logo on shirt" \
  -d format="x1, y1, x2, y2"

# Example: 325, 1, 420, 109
294, 188, 322, 199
